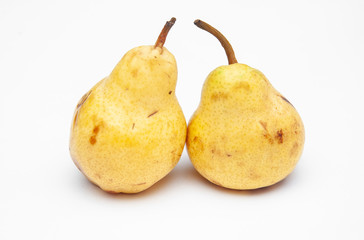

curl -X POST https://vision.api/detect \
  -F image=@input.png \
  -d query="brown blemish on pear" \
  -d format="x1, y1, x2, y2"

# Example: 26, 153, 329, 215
89, 124, 102, 145
276, 129, 284, 144
93, 126, 100, 134
210, 146, 223, 156
279, 95, 295, 108
147, 110, 159, 118
89, 136, 96, 145
262, 123, 284, 144
73, 90, 92, 129
259, 121, 268, 131
135, 182, 146, 186
263, 132, 274, 144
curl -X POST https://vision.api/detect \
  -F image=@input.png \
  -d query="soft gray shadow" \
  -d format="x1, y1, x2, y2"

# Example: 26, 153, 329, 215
75, 158, 188, 200
73, 155, 304, 198
184, 162, 298, 196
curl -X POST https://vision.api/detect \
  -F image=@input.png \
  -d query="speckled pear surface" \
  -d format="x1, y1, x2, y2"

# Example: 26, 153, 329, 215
187, 63, 305, 190
70, 45, 186, 193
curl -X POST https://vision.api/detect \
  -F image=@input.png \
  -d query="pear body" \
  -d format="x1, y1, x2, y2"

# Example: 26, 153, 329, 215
187, 63, 304, 190
70, 46, 186, 193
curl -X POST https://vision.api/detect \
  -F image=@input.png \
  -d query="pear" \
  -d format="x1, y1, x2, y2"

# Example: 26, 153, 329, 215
187, 20, 305, 190
70, 18, 186, 194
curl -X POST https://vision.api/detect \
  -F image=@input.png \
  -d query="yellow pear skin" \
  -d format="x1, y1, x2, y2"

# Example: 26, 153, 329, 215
70, 18, 186, 193
187, 20, 305, 190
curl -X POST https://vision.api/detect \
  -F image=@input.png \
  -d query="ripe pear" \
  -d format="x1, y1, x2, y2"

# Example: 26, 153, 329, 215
70, 18, 187, 194
187, 20, 305, 190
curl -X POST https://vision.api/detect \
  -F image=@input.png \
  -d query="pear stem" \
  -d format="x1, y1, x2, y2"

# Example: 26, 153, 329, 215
154, 17, 176, 50
194, 19, 237, 65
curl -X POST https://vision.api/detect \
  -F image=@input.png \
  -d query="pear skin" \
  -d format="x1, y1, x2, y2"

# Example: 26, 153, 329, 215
187, 20, 305, 190
70, 18, 186, 194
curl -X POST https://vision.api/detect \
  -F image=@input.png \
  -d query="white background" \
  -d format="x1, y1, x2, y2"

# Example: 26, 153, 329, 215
1, 0, 363, 239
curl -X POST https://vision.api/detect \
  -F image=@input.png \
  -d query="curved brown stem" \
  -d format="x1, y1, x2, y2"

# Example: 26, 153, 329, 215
194, 19, 237, 65
154, 17, 176, 50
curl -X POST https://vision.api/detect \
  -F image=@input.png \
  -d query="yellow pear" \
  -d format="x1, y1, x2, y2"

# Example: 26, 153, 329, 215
187, 20, 305, 190
70, 18, 186, 194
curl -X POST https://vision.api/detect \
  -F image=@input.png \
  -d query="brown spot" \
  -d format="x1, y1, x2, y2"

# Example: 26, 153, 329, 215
263, 133, 274, 144
89, 136, 97, 145
227, 154, 232, 157
210, 146, 222, 156
276, 129, 284, 144
89, 124, 101, 145
290, 142, 299, 157
169, 91, 172, 95
147, 110, 158, 118
93, 126, 100, 134
170, 149, 181, 158
279, 95, 295, 108
259, 121, 268, 131
73, 90, 92, 128
131, 69, 138, 78
211, 92, 228, 101
132, 123, 135, 129
165, 73, 171, 78
130, 182, 147, 187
